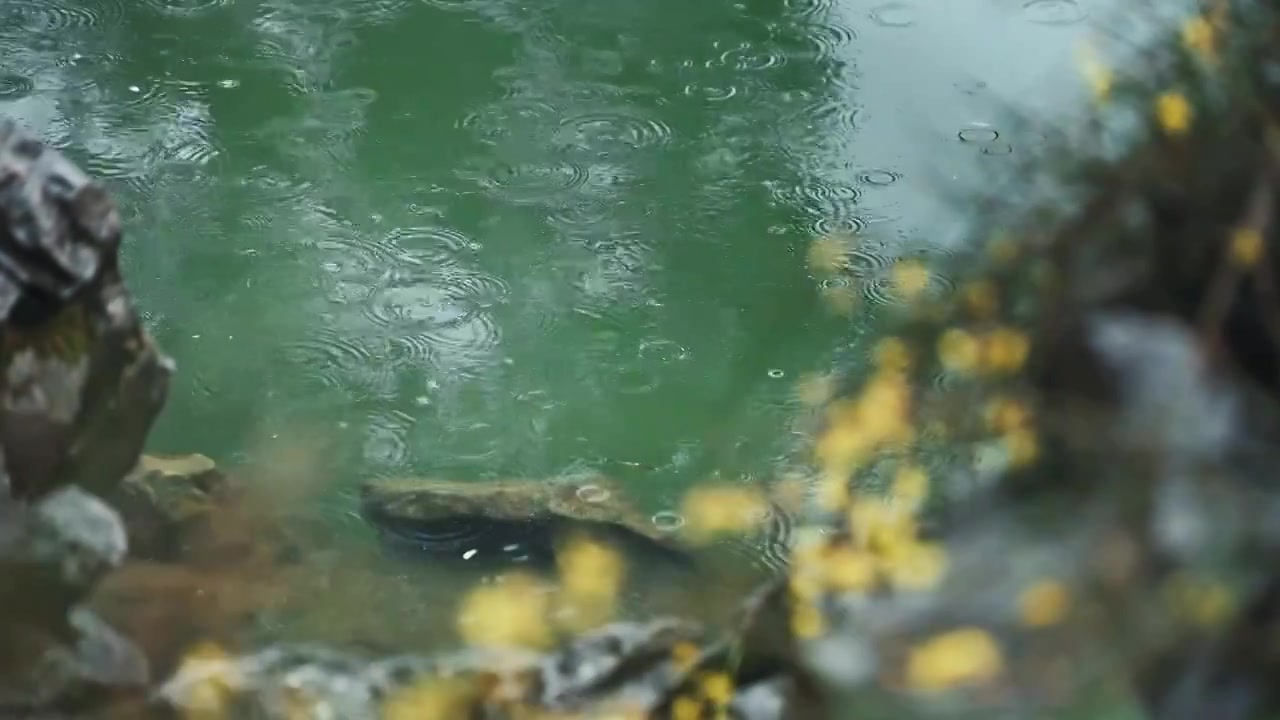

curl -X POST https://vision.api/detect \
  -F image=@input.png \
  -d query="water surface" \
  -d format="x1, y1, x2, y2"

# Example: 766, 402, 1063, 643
2, 0, 1118, 643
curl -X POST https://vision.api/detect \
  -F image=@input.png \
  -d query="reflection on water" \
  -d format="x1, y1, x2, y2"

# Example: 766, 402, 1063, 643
2, 0, 1131, 637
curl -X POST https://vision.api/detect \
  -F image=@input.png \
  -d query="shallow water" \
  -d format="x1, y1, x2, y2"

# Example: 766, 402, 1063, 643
3, 0, 1129, 643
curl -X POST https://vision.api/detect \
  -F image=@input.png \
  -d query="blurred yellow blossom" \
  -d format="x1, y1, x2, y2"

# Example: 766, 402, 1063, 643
874, 336, 912, 372
881, 540, 948, 591
1230, 227, 1264, 267
984, 397, 1031, 433
961, 280, 999, 319
822, 544, 879, 592
938, 329, 981, 373
981, 327, 1030, 373
670, 695, 702, 720
1181, 15, 1216, 60
174, 642, 237, 720
808, 234, 851, 274
457, 572, 554, 650
892, 260, 931, 300
1003, 428, 1040, 467
1156, 91, 1193, 136
791, 601, 826, 639
848, 499, 917, 553
1165, 574, 1236, 628
1076, 42, 1113, 102
905, 628, 1005, 693
1019, 580, 1072, 627
816, 370, 913, 483
382, 678, 479, 720
890, 464, 929, 511
699, 672, 734, 706
556, 536, 626, 631
670, 641, 702, 673
680, 484, 769, 543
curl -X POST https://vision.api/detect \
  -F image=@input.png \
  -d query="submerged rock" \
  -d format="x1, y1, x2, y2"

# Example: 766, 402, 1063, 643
360, 474, 694, 568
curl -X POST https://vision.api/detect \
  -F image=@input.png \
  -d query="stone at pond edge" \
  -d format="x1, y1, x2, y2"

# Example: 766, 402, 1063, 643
107, 453, 226, 561
0, 117, 172, 501
360, 475, 693, 567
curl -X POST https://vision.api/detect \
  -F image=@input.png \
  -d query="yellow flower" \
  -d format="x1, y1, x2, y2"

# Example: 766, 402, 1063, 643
456, 572, 554, 650
881, 540, 948, 591
1230, 227, 1264, 267
822, 544, 878, 592
808, 234, 851, 274
891, 260, 931, 300
961, 281, 999, 319
1003, 428, 1040, 467
981, 327, 1030, 373
890, 464, 929, 511
938, 329, 981, 373
670, 695, 702, 720
905, 628, 1005, 693
1165, 574, 1236, 628
1076, 42, 1113, 103
1181, 15, 1216, 61
556, 536, 626, 631
984, 397, 1031, 433
1018, 580, 1072, 627
987, 233, 1020, 264
817, 467, 852, 511
791, 601, 826, 639
1156, 91, 1193, 136
680, 484, 769, 543
670, 641, 702, 673
848, 499, 918, 553
382, 678, 479, 720
699, 672, 734, 706
873, 337, 912, 372
173, 642, 238, 720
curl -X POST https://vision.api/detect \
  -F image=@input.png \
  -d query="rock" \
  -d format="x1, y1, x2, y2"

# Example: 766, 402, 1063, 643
0, 117, 172, 501
0, 118, 166, 716
360, 475, 694, 568
107, 453, 226, 561
0, 608, 148, 714
156, 618, 717, 719
0, 487, 127, 635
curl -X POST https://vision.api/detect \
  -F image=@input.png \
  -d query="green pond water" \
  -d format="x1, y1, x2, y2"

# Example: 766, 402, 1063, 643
2, 0, 1114, 638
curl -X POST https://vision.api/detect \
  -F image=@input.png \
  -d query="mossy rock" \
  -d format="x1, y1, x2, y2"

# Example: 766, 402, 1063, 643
360, 474, 693, 569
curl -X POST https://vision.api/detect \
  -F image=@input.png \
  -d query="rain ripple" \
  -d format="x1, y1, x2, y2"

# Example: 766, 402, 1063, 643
869, 2, 918, 28
363, 412, 413, 470
782, 0, 833, 19
553, 112, 673, 155
458, 158, 590, 206
140, 0, 232, 16
1023, 0, 1087, 25
862, 264, 958, 307
458, 99, 561, 145
2, 0, 125, 31
0, 73, 35, 100
284, 333, 377, 391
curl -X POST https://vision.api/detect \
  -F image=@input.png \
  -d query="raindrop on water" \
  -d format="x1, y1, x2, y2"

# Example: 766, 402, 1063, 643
576, 484, 611, 504
958, 126, 1000, 143
767, 369, 786, 379
1023, 0, 1087, 25
652, 511, 686, 532
869, 2, 917, 27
